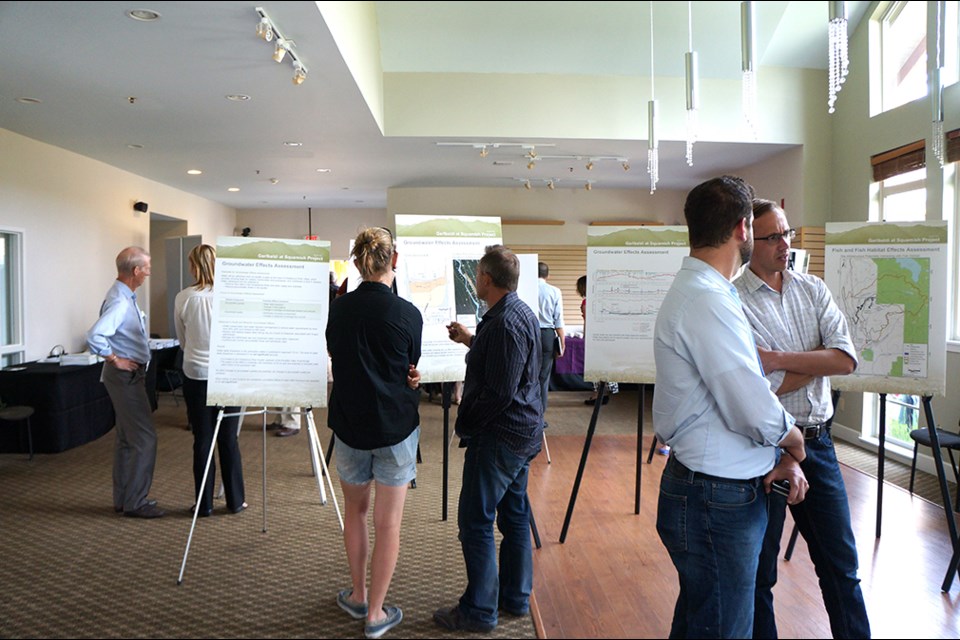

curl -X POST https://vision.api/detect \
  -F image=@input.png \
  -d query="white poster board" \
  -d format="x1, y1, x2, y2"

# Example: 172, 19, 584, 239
394, 214, 502, 384
584, 225, 688, 384
824, 221, 948, 396
207, 236, 330, 407
516, 253, 540, 316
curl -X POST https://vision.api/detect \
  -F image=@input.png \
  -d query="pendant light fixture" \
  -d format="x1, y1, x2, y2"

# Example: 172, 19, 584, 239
685, 1, 699, 166
741, 1, 757, 137
647, 1, 659, 194
828, 1, 850, 113
933, 0, 946, 166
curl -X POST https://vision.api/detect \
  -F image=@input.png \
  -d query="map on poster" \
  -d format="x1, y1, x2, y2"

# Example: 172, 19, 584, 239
824, 221, 947, 396
395, 215, 502, 383
207, 236, 330, 407
584, 225, 687, 384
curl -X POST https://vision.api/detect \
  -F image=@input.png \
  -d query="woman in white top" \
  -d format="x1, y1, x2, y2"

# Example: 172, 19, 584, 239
174, 244, 245, 516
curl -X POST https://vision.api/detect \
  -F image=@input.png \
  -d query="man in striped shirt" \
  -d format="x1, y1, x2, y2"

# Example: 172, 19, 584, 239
734, 199, 869, 639
434, 245, 543, 633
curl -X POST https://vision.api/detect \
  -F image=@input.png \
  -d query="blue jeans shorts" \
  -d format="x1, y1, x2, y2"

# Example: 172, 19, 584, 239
335, 427, 419, 487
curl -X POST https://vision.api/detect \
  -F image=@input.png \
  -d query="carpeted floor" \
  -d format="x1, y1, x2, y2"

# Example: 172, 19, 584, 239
0, 395, 536, 639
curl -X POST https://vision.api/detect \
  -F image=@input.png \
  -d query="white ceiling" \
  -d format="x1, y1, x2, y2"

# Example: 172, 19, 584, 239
0, 1, 870, 210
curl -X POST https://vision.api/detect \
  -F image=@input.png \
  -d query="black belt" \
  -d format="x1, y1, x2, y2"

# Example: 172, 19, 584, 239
664, 455, 761, 487
796, 423, 827, 439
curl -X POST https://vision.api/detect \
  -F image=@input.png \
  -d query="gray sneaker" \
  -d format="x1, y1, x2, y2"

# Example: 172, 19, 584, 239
337, 589, 367, 620
365, 606, 402, 639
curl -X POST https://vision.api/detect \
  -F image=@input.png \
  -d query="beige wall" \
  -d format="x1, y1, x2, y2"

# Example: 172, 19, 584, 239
235, 207, 389, 260
0, 129, 236, 360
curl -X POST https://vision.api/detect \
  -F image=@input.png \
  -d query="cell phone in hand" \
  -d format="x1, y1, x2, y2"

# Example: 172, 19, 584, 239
771, 479, 790, 498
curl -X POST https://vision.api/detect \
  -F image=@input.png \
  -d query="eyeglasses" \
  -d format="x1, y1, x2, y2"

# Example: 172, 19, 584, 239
755, 228, 796, 244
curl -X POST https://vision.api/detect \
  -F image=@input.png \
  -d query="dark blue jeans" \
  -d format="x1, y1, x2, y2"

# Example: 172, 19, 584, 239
457, 433, 535, 627
753, 429, 870, 639
657, 455, 768, 639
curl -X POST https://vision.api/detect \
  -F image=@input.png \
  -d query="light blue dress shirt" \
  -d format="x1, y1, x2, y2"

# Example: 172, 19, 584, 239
87, 280, 151, 366
653, 257, 794, 479
537, 278, 564, 330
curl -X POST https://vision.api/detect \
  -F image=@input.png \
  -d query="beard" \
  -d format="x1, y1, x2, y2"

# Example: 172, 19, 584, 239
739, 237, 753, 266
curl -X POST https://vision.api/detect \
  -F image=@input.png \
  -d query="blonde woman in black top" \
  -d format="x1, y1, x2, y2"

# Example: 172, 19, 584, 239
327, 226, 423, 639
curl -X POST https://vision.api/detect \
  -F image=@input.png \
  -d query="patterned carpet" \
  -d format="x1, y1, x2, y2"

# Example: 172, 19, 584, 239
0, 396, 536, 639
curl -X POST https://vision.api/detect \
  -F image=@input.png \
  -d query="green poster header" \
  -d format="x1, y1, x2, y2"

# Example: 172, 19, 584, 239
587, 226, 688, 247
216, 239, 330, 262
396, 215, 501, 238
826, 222, 947, 245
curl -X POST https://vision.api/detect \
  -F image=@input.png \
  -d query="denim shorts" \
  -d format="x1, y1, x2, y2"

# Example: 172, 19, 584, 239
335, 427, 419, 487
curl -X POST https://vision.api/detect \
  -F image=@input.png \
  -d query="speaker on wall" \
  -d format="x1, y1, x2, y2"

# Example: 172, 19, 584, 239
133, 201, 149, 213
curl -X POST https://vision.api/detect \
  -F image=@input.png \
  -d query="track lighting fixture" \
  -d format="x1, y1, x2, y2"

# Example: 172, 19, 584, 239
622, 162, 630, 171
585, 161, 594, 171
255, 7, 307, 86
585, 181, 593, 191
479, 146, 489, 158
292, 61, 307, 85
524, 179, 532, 190
273, 40, 289, 63
527, 160, 536, 170
256, 16, 273, 41
547, 180, 555, 190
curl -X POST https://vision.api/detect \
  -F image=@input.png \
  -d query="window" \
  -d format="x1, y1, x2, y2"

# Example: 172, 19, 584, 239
880, 1, 928, 111
863, 167, 926, 446
0, 230, 25, 368
874, 1, 960, 114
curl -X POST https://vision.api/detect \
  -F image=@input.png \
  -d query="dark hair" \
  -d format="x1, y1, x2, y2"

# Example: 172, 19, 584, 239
684, 175, 755, 249
752, 198, 782, 220
538, 261, 549, 278
351, 227, 394, 279
576, 275, 587, 298
479, 245, 519, 291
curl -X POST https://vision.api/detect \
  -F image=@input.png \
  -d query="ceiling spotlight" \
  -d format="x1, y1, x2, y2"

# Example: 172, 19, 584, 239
547, 180, 555, 190
273, 40, 288, 63
292, 61, 307, 85
585, 181, 593, 191
269, 178, 279, 184
622, 162, 630, 171
527, 160, 536, 170
586, 161, 594, 171
524, 180, 532, 190
256, 16, 273, 41
479, 146, 489, 158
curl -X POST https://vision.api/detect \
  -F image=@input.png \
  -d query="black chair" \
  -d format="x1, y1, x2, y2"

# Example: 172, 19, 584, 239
0, 405, 34, 460
909, 426, 960, 513
155, 348, 185, 407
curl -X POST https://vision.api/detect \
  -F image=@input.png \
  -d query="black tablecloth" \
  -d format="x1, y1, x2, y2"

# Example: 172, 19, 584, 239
0, 361, 115, 454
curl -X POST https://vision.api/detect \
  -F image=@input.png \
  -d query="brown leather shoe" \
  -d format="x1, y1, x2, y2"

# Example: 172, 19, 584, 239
275, 426, 300, 437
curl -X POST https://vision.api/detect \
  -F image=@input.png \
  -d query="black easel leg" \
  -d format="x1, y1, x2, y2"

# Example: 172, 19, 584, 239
635, 384, 643, 514
529, 503, 542, 550
441, 381, 452, 522
560, 381, 606, 543
325, 432, 335, 466
783, 524, 801, 561
876, 393, 886, 538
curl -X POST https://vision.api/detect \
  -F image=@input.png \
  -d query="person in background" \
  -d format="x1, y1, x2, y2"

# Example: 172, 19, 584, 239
735, 198, 869, 639
270, 407, 301, 437
434, 245, 542, 633
653, 176, 808, 638
174, 244, 246, 518
87, 246, 164, 519
327, 226, 423, 640
575, 275, 619, 406
536, 262, 565, 422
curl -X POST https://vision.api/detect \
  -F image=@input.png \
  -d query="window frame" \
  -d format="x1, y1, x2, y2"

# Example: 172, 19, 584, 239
0, 228, 25, 367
